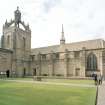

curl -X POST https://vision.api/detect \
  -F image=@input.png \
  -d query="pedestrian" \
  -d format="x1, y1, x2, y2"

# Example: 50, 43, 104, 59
100, 75, 103, 85
6, 70, 10, 78
98, 74, 101, 85
97, 73, 103, 85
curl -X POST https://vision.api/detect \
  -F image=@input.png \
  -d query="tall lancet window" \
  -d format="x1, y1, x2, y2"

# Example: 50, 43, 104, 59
7, 35, 10, 45
87, 53, 97, 71
23, 37, 26, 48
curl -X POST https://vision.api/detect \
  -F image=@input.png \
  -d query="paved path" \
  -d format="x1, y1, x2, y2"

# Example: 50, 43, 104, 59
0, 79, 95, 88
97, 81, 105, 105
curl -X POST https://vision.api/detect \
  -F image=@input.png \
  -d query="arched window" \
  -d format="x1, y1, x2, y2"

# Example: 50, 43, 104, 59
7, 35, 10, 45
23, 37, 25, 48
87, 53, 97, 71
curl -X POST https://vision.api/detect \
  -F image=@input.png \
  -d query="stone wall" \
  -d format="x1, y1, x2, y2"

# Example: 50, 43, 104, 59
3, 24, 31, 77
31, 48, 103, 77
0, 49, 12, 75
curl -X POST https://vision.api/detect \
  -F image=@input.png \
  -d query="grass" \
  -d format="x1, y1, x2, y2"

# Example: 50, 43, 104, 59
0, 80, 96, 105
2, 77, 94, 85
43, 79, 94, 85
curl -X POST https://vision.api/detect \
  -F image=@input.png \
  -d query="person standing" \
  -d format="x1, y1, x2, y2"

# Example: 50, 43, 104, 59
94, 74, 98, 85
6, 70, 10, 78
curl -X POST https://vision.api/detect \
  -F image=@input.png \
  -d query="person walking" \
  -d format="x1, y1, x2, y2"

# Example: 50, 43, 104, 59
98, 74, 101, 85
92, 74, 98, 85
100, 75, 103, 85
97, 73, 103, 85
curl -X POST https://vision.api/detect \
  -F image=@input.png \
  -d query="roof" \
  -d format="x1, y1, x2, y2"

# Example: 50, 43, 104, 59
0, 48, 13, 53
31, 39, 105, 55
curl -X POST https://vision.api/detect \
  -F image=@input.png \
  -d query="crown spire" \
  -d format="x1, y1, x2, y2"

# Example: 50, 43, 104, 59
60, 24, 65, 45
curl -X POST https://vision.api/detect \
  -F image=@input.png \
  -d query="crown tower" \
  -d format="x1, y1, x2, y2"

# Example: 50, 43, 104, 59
2, 7, 31, 77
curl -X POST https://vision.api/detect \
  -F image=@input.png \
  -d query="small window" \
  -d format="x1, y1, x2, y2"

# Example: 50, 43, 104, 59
55, 53, 59, 59
74, 51, 80, 58
42, 54, 46, 60
75, 68, 80, 76
31, 55, 35, 61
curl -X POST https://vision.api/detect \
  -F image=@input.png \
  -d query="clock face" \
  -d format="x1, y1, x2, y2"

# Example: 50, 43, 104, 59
16, 11, 19, 13
15, 10, 21, 23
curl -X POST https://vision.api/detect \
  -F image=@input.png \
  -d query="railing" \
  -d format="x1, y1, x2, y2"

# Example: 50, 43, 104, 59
0, 72, 7, 78
33, 76, 93, 81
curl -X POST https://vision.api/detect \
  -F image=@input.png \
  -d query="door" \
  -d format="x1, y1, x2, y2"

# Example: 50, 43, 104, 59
75, 68, 80, 76
23, 68, 26, 77
6, 70, 10, 78
33, 68, 36, 76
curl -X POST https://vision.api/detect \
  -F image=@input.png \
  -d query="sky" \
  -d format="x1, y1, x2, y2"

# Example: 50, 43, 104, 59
0, 0, 105, 48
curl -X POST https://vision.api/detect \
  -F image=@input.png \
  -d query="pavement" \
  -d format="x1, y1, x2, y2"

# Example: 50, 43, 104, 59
97, 81, 105, 105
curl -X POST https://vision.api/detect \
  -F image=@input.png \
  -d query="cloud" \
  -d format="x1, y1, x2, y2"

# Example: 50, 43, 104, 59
42, 0, 61, 13
1, 0, 105, 48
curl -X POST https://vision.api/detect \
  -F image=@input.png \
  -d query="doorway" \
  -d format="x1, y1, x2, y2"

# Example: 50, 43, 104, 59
75, 68, 80, 76
23, 68, 26, 77
33, 68, 36, 76
6, 70, 10, 78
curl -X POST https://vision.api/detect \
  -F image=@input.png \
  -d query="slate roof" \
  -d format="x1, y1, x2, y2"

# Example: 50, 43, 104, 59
31, 39, 105, 55
0, 48, 13, 53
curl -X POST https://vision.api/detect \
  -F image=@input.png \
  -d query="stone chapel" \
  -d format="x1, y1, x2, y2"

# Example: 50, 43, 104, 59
0, 7, 105, 77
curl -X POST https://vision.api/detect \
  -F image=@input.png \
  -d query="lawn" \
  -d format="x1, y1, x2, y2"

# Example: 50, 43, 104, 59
3, 77, 94, 85
43, 79, 94, 85
0, 80, 96, 105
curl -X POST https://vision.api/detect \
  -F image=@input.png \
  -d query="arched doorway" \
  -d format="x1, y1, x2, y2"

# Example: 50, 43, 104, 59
75, 68, 80, 76
6, 70, 10, 78
23, 68, 26, 77
33, 68, 36, 76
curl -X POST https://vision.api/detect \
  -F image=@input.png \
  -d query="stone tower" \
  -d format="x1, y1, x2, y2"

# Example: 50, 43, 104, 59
60, 24, 65, 45
2, 7, 31, 77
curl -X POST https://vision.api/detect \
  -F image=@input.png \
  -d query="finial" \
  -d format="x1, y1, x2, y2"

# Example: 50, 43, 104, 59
62, 24, 64, 33
3, 24, 5, 29
17, 6, 19, 10
27, 23, 29, 26
5, 19, 7, 23
61, 24, 65, 40
11, 19, 12, 22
